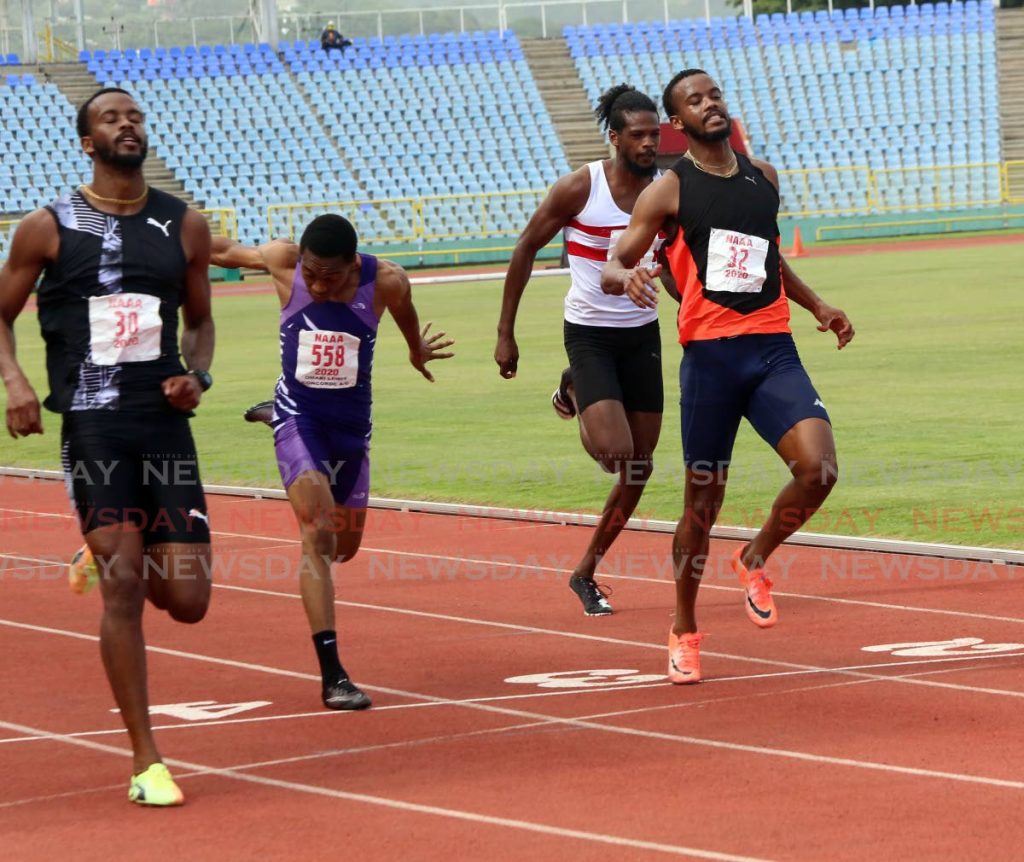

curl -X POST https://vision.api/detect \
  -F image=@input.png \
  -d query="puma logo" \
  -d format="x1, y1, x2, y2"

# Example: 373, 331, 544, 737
744, 176, 757, 186
147, 218, 172, 237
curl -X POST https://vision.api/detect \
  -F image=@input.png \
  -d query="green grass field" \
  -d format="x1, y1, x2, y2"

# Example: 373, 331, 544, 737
3, 240, 1023, 548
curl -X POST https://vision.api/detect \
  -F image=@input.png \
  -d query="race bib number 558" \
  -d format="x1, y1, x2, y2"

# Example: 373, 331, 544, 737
296, 330, 360, 389
706, 228, 769, 294
88, 293, 162, 365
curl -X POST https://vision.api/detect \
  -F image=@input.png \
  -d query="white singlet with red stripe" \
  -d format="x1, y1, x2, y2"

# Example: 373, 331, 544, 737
562, 160, 662, 328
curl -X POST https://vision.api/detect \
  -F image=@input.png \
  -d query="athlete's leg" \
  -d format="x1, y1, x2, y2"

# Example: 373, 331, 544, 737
144, 543, 211, 623
672, 466, 728, 634
572, 408, 661, 580
741, 417, 837, 569
741, 336, 837, 570
88, 524, 162, 774
287, 470, 339, 634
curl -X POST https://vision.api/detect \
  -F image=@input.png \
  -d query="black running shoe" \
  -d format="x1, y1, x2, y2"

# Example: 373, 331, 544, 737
551, 367, 576, 420
322, 676, 372, 711
243, 399, 274, 426
568, 574, 613, 616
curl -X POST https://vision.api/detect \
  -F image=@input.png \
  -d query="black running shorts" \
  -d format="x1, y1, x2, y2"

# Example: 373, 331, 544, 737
563, 319, 664, 415
60, 411, 211, 545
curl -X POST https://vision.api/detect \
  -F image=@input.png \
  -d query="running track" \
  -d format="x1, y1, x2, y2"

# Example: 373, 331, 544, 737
2, 478, 1023, 860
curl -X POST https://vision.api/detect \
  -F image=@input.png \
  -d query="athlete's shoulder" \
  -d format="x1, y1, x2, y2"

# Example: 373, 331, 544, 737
746, 156, 779, 190
261, 238, 300, 269
547, 163, 593, 209
375, 257, 409, 288
11, 206, 59, 246
149, 187, 189, 213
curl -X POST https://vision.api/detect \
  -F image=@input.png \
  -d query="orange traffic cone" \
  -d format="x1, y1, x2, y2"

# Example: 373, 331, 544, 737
788, 225, 808, 258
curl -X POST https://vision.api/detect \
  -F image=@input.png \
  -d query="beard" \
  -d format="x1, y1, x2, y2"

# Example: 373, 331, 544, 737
623, 154, 658, 177
683, 115, 733, 143
93, 139, 149, 168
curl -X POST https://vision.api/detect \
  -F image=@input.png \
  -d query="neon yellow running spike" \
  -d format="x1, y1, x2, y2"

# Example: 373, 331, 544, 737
68, 545, 98, 595
128, 763, 184, 807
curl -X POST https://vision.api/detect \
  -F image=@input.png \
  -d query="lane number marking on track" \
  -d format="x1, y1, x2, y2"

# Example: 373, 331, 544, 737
111, 700, 272, 721
862, 638, 1024, 658
504, 669, 665, 689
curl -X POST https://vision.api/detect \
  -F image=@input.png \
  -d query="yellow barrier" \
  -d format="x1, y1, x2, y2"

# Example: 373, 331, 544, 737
815, 212, 1024, 242
268, 189, 548, 246
779, 166, 873, 217
199, 207, 238, 240
780, 162, 1006, 217
1004, 160, 1024, 204
868, 162, 1004, 213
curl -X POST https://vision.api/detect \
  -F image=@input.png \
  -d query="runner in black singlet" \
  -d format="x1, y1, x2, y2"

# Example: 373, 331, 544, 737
0, 88, 214, 806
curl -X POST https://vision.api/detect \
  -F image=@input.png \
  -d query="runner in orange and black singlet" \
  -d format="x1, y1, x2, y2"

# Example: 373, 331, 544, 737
601, 70, 855, 685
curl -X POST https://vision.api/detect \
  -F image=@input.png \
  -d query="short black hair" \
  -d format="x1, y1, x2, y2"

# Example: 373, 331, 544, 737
76, 87, 134, 138
595, 84, 658, 132
662, 69, 708, 118
299, 214, 358, 261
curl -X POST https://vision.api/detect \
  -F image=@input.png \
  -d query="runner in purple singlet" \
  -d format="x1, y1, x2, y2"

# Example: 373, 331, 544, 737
212, 215, 453, 709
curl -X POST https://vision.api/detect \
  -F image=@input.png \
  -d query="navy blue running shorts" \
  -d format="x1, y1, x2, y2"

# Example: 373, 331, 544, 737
679, 332, 830, 469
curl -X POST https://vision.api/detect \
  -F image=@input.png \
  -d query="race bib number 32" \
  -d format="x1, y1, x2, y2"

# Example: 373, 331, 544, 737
706, 228, 770, 294
88, 293, 162, 365
296, 330, 360, 389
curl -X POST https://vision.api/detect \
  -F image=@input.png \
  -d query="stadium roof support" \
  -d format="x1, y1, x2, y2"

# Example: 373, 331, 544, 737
18, 0, 36, 63
249, 0, 280, 49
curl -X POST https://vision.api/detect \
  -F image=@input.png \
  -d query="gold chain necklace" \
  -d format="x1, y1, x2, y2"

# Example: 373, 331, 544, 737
79, 184, 149, 206
685, 150, 739, 178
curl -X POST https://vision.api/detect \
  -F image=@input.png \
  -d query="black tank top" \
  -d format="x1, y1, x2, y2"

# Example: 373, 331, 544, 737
37, 188, 189, 413
669, 152, 783, 315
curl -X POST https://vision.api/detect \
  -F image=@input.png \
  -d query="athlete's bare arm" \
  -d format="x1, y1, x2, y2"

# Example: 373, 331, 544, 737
495, 167, 591, 378
377, 259, 455, 382
601, 172, 680, 309
656, 247, 680, 303
751, 159, 855, 349
0, 210, 58, 437
210, 236, 299, 307
164, 209, 215, 412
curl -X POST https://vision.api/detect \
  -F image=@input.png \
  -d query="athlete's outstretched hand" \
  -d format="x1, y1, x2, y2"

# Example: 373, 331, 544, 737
494, 333, 519, 379
411, 322, 455, 382
814, 303, 855, 350
5, 377, 43, 438
162, 374, 203, 411
622, 263, 662, 310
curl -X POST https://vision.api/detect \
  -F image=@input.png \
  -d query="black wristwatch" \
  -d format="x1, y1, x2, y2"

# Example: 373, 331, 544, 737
189, 369, 213, 392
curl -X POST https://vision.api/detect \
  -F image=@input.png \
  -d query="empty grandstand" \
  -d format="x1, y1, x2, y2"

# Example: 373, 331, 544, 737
1, 1, 1021, 259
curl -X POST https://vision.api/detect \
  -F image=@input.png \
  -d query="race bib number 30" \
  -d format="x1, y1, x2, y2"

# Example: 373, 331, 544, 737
296, 330, 360, 389
706, 228, 770, 294
88, 293, 162, 365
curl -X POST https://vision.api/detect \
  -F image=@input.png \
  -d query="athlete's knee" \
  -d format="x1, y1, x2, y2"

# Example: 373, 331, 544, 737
300, 521, 337, 558
621, 455, 654, 485
169, 598, 209, 625
793, 453, 839, 493
99, 562, 146, 616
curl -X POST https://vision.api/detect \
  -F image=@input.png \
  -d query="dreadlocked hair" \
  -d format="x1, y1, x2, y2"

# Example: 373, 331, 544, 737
594, 83, 658, 132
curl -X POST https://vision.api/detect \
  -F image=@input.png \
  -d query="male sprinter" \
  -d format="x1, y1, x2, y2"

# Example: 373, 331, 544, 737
0, 88, 214, 804
602, 70, 854, 682
211, 216, 453, 709
495, 84, 673, 616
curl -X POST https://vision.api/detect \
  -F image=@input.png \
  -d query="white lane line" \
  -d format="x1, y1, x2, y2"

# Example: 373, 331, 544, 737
0, 717, 770, 862
207, 527, 1024, 627
214, 582, 1024, 697
2, 617, 1024, 791
3, 503, 1022, 625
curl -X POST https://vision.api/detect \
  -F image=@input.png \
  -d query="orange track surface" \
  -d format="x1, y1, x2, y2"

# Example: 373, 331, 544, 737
2, 479, 1023, 860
